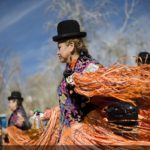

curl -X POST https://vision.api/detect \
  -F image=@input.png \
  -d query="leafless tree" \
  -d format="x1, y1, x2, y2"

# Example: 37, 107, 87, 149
45, 0, 149, 66
0, 48, 21, 113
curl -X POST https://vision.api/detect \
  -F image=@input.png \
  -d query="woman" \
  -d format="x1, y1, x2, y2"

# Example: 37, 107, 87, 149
7, 91, 31, 130
53, 20, 100, 128
2, 91, 31, 146
2, 91, 31, 135
52, 20, 142, 147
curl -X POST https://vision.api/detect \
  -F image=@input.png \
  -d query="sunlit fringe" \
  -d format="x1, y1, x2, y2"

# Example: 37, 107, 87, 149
74, 64, 150, 106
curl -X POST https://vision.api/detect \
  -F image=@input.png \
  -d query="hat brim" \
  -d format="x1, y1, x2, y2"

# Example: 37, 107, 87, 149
8, 96, 24, 101
53, 32, 86, 42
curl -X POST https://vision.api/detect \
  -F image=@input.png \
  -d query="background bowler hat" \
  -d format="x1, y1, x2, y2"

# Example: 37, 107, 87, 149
53, 20, 86, 42
8, 91, 24, 101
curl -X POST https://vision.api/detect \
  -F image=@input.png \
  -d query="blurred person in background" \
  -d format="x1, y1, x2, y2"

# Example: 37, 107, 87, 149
136, 51, 150, 65
7, 91, 31, 130
2, 91, 31, 138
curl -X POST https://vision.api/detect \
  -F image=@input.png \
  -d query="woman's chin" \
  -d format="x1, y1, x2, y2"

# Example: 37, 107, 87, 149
59, 58, 66, 63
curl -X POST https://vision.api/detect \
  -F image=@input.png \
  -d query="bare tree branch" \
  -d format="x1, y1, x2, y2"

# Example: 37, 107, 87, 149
119, 0, 138, 33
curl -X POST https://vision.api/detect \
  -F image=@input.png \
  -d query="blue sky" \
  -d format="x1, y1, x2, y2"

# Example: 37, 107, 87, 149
0, 0, 55, 78
0, 0, 150, 79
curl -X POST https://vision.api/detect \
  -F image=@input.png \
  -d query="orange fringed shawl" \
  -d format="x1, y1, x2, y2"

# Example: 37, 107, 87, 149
73, 64, 150, 106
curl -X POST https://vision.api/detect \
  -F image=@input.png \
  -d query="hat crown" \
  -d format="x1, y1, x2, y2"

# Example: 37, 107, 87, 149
57, 20, 80, 35
11, 91, 21, 97
53, 19, 86, 42
8, 91, 23, 100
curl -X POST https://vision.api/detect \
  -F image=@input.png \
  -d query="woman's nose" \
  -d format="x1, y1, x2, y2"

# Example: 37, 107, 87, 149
57, 50, 60, 55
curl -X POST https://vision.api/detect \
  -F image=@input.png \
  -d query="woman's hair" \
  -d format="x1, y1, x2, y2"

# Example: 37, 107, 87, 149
136, 51, 150, 65
12, 99, 23, 107
65, 38, 88, 54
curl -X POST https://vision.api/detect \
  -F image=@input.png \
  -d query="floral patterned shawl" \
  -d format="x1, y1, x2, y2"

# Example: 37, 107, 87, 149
57, 51, 99, 127
8, 106, 31, 130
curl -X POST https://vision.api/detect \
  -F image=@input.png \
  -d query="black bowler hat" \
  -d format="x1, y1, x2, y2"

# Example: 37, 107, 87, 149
8, 91, 24, 101
53, 20, 86, 42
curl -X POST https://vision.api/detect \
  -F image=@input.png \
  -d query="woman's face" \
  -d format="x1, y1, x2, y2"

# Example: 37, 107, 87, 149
57, 42, 74, 63
8, 99, 17, 112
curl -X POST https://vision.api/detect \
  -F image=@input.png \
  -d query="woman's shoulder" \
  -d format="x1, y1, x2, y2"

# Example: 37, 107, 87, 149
17, 106, 27, 116
83, 63, 100, 73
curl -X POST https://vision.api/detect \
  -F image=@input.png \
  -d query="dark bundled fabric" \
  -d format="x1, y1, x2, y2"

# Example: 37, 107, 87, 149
106, 102, 138, 127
